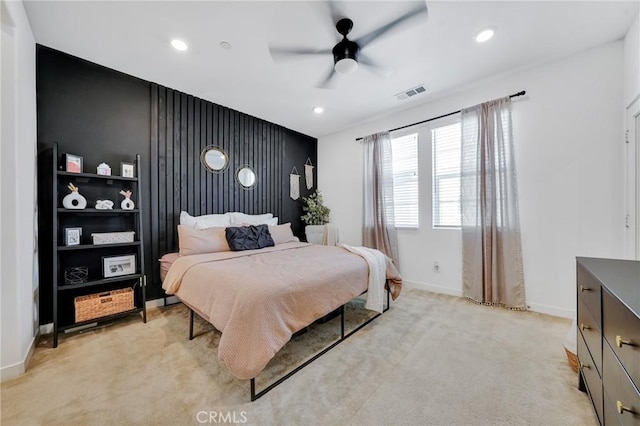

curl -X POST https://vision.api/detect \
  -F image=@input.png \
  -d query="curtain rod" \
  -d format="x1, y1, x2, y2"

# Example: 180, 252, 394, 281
355, 90, 526, 141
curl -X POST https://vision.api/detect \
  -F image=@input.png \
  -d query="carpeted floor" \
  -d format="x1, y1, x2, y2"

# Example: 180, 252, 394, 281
1, 288, 596, 426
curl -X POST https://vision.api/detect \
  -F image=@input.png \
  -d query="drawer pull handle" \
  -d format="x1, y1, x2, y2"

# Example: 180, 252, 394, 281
580, 285, 592, 292
579, 362, 591, 370
616, 400, 634, 415
616, 335, 632, 348
580, 323, 591, 331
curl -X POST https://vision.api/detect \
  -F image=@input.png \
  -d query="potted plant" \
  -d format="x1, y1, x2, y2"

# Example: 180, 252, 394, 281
301, 190, 330, 244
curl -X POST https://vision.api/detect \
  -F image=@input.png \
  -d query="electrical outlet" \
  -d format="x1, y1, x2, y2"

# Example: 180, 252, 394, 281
433, 261, 440, 272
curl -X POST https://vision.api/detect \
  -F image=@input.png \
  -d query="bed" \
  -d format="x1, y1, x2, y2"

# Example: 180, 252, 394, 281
161, 216, 402, 400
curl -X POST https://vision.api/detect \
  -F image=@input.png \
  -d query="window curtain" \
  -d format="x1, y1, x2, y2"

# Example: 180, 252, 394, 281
460, 97, 525, 309
362, 131, 399, 266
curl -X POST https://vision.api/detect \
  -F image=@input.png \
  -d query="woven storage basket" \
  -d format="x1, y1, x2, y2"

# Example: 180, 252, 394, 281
74, 288, 134, 322
92, 231, 135, 245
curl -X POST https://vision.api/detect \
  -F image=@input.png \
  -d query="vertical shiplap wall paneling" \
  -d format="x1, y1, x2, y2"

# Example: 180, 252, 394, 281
150, 84, 298, 287
150, 85, 160, 276
165, 89, 174, 251
37, 49, 316, 301
187, 95, 194, 216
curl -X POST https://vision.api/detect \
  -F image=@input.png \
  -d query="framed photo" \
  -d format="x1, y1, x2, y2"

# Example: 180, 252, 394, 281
64, 227, 82, 246
102, 254, 136, 278
121, 162, 135, 178
64, 153, 83, 173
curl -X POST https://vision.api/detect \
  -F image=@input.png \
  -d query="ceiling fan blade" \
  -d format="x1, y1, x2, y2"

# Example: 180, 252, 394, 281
315, 66, 338, 89
269, 47, 332, 61
358, 54, 393, 78
354, 3, 428, 49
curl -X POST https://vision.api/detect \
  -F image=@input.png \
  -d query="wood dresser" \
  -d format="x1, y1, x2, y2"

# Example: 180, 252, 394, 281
577, 257, 640, 425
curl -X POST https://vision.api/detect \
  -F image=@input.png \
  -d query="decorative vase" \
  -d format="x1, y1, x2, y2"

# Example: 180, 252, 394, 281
119, 189, 135, 210
305, 224, 325, 244
62, 183, 87, 209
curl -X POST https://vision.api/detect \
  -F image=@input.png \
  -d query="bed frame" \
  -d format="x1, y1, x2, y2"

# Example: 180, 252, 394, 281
186, 288, 391, 401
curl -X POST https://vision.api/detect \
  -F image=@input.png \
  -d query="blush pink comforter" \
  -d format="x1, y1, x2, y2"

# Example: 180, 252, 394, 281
162, 242, 402, 380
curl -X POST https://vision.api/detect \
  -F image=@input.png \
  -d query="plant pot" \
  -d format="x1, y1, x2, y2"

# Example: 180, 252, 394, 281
305, 225, 324, 244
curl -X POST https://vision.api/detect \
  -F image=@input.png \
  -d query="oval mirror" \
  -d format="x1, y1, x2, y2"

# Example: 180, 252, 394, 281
200, 146, 229, 173
236, 166, 257, 189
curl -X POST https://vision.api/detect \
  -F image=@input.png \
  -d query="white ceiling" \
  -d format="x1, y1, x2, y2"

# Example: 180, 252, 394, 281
23, 0, 638, 138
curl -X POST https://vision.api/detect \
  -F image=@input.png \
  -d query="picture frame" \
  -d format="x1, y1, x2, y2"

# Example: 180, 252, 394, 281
102, 254, 136, 278
121, 162, 135, 178
64, 153, 83, 173
64, 227, 82, 246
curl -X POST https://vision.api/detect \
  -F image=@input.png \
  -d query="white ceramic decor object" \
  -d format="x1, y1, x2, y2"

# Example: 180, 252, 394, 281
96, 162, 111, 175
62, 183, 87, 209
95, 200, 114, 210
119, 189, 135, 210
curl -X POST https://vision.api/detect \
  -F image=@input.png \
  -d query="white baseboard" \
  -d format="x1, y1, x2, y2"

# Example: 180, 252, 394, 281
526, 302, 574, 319
403, 280, 574, 319
0, 334, 37, 383
403, 280, 463, 297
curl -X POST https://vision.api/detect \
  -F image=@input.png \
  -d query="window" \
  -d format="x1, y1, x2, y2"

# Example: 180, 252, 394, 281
391, 133, 419, 228
432, 122, 461, 228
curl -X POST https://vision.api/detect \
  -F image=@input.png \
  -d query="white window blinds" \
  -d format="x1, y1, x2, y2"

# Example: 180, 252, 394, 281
391, 133, 419, 228
432, 123, 461, 228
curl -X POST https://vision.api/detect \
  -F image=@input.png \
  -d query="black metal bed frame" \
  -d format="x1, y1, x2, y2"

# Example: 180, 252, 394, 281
187, 289, 391, 401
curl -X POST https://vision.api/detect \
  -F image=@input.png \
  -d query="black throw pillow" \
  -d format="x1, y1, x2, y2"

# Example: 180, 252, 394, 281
225, 224, 275, 251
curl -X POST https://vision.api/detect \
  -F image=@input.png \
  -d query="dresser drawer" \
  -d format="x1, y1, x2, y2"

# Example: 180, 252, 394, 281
603, 342, 640, 425
578, 330, 604, 423
603, 287, 640, 391
579, 297, 603, 376
578, 264, 602, 328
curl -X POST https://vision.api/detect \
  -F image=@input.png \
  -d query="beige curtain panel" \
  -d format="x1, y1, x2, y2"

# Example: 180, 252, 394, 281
362, 132, 399, 266
460, 97, 526, 309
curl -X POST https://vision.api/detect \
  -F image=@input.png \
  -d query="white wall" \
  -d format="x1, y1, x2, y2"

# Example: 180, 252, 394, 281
622, 11, 640, 261
623, 12, 640, 107
1, 0, 38, 381
319, 41, 624, 318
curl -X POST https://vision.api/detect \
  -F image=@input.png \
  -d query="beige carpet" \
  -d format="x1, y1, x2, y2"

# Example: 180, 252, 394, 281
1, 289, 596, 426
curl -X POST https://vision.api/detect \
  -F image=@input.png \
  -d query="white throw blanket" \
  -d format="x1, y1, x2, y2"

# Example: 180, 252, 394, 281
338, 244, 387, 313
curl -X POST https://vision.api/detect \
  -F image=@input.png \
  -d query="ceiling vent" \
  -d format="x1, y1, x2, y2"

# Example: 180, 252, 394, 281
395, 84, 427, 100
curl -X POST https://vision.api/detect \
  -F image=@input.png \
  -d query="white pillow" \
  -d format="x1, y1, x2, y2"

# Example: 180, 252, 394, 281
269, 223, 296, 244
180, 211, 231, 229
228, 212, 274, 226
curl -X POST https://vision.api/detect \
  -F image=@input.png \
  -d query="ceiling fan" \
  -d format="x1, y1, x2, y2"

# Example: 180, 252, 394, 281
269, 2, 429, 88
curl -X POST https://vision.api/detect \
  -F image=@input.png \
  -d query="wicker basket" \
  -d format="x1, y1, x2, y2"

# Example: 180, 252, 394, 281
91, 231, 135, 245
74, 288, 134, 322
565, 348, 579, 373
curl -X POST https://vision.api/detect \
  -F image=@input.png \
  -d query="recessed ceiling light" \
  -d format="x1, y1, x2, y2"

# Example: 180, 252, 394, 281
220, 41, 232, 50
171, 39, 188, 51
475, 28, 495, 43
313, 107, 324, 114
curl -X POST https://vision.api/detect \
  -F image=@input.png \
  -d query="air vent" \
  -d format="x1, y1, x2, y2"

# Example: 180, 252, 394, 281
395, 84, 427, 101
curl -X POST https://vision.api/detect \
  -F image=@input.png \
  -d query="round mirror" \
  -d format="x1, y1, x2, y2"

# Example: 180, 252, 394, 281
236, 166, 257, 189
200, 145, 228, 173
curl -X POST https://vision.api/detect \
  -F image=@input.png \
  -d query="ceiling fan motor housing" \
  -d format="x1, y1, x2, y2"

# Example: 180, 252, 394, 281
332, 39, 360, 65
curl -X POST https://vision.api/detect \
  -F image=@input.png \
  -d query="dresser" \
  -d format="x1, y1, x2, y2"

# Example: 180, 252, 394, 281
577, 257, 640, 425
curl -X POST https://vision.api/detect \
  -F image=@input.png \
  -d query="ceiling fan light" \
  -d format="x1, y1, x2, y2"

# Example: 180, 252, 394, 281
334, 58, 358, 74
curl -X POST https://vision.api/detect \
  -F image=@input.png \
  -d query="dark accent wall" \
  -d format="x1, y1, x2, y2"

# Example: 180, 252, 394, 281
37, 45, 317, 324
